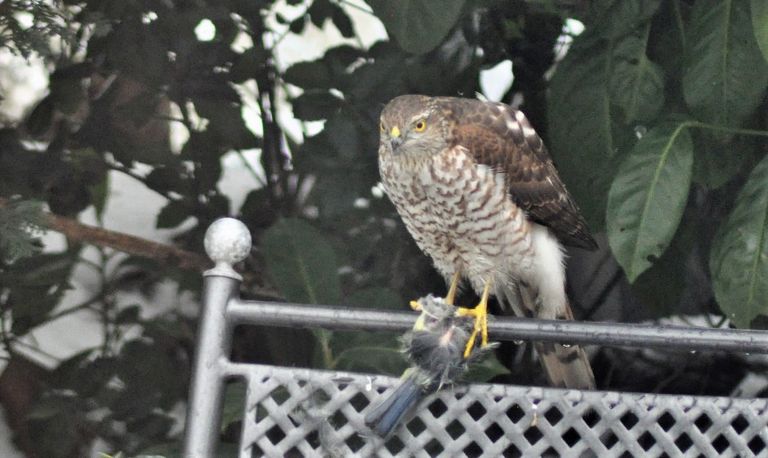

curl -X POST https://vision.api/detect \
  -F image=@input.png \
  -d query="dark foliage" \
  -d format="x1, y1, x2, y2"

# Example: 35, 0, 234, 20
0, 0, 766, 455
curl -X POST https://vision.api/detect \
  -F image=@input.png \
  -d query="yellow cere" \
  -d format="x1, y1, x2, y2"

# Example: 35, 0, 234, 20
391, 126, 401, 138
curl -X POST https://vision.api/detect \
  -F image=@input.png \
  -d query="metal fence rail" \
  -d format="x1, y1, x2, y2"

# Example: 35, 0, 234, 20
182, 218, 768, 457
228, 300, 768, 354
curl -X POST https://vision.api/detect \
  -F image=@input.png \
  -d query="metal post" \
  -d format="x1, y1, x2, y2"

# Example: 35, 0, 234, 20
183, 218, 251, 458
182, 275, 238, 457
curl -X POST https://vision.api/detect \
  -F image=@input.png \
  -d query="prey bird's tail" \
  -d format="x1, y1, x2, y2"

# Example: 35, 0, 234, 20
501, 283, 595, 390
364, 372, 426, 438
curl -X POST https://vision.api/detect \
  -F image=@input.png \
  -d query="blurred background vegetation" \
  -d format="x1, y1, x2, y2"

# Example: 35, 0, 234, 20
0, 0, 766, 455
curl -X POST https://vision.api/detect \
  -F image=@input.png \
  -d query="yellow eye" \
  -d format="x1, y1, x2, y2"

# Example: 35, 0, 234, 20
414, 120, 426, 132
380, 122, 386, 133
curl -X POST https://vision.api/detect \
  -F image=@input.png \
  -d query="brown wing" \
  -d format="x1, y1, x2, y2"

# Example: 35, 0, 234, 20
441, 98, 597, 250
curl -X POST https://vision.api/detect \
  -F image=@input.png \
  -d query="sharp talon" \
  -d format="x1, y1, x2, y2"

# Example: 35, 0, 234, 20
410, 300, 422, 311
445, 272, 460, 305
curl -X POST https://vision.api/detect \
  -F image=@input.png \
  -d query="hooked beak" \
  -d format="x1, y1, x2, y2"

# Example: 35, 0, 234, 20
390, 126, 403, 151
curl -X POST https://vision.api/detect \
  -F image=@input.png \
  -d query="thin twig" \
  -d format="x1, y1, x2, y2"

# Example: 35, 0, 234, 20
45, 293, 104, 323
236, 150, 268, 188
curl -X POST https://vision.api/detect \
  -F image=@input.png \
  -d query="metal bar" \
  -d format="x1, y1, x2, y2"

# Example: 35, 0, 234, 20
229, 299, 768, 354
183, 274, 240, 458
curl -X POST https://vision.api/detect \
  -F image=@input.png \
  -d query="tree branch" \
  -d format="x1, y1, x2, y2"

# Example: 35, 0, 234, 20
45, 213, 210, 270
0, 198, 210, 271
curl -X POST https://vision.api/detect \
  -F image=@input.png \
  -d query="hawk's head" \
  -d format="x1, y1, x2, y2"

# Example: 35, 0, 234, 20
379, 95, 449, 158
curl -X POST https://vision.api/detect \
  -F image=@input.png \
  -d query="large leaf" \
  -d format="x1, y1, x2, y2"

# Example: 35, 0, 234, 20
710, 155, 768, 328
344, 287, 402, 309
548, 35, 617, 231
291, 91, 343, 121
630, 211, 694, 315
261, 218, 342, 304
586, 0, 662, 38
609, 24, 665, 124
366, 0, 465, 55
752, 0, 768, 62
607, 122, 693, 282
692, 135, 759, 189
464, 355, 509, 383
333, 346, 407, 375
550, 3, 669, 231
328, 287, 406, 372
283, 61, 334, 90
683, 0, 768, 128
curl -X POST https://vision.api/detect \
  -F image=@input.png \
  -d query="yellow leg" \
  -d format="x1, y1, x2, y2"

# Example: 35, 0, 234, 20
445, 271, 460, 305
457, 279, 491, 358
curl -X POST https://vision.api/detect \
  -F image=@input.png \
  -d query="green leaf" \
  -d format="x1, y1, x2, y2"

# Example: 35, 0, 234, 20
116, 305, 141, 324
609, 25, 665, 123
291, 91, 343, 121
630, 212, 695, 316
586, 0, 663, 40
308, 0, 333, 28
366, 0, 465, 55
345, 287, 402, 309
261, 218, 342, 304
607, 122, 693, 282
549, 3, 668, 231
310, 172, 367, 217
325, 112, 361, 159
155, 200, 189, 229
647, 0, 687, 87
692, 134, 759, 189
548, 35, 616, 231
463, 354, 509, 383
333, 346, 407, 375
25, 95, 55, 137
229, 48, 267, 83
220, 382, 246, 432
90, 173, 110, 222
683, 0, 768, 128
27, 394, 77, 420
6, 252, 74, 287
330, 3, 355, 38
0, 199, 46, 262
752, 0, 768, 62
710, 155, 768, 327
239, 188, 278, 230
145, 165, 190, 194
284, 61, 334, 90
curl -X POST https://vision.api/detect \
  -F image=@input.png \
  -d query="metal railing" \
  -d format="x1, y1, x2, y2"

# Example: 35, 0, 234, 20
183, 218, 768, 457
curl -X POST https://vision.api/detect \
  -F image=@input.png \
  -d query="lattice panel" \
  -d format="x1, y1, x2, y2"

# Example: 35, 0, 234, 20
235, 364, 768, 457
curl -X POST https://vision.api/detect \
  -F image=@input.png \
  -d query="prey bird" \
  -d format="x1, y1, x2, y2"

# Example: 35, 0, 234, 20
365, 295, 496, 437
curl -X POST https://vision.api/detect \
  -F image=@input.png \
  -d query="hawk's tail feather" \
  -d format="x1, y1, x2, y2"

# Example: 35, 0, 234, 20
534, 341, 595, 390
499, 282, 595, 390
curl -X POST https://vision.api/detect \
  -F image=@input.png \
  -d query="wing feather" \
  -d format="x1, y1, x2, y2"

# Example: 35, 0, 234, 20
440, 98, 597, 250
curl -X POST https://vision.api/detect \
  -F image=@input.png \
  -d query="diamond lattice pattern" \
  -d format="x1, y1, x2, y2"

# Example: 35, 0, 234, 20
234, 364, 768, 457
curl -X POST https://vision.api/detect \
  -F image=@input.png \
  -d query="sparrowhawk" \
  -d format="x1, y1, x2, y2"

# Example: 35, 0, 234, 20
378, 95, 597, 389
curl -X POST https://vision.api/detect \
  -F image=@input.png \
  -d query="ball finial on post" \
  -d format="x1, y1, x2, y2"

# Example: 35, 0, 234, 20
203, 217, 251, 280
